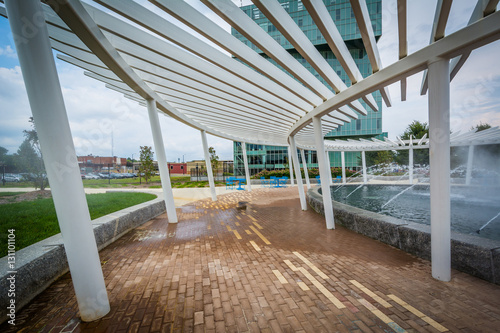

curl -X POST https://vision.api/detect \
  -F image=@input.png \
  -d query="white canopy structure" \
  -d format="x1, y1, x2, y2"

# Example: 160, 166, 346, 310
2, 0, 500, 321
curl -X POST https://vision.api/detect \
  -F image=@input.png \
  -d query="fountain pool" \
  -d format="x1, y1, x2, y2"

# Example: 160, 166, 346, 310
326, 184, 500, 242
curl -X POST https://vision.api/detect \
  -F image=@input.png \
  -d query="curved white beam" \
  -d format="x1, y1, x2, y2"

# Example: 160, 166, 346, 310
251, 0, 368, 115
291, 10, 500, 140
97, 0, 320, 109
202, 0, 333, 101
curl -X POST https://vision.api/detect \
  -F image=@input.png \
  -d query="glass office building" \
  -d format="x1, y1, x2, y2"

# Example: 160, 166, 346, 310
233, 0, 385, 176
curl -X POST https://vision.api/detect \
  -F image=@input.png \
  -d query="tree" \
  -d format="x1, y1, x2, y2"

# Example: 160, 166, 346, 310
469, 122, 499, 170
0, 146, 7, 161
139, 146, 154, 183
16, 118, 47, 189
209, 146, 219, 177
472, 122, 491, 132
395, 120, 429, 166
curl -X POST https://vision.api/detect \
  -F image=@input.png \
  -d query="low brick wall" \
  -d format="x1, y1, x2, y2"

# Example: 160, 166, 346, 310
0, 197, 166, 324
307, 187, 500, 285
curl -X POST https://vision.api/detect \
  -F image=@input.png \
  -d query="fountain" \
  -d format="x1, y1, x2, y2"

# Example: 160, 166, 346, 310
306, 164, 500, 285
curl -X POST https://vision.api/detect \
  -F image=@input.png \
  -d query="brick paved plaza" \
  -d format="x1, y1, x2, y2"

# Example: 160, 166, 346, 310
2, 187, 500, 332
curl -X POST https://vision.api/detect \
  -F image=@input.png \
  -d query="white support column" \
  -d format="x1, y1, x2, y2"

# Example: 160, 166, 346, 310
409, 146, 414, 185
341, 151, 346, 184
288, 146, 295, 186
466, 145, 474, 185
313, 116, 335, 229
362, 151, 368, 184
301, 149, 311, 189
147, 100, 178, 223
241, 142, 252, 191
5, 0, 109, 321
290, 136, 307, 210
428, 58, 451, 282
325, 150, 333, 185
201, 130, 217, 200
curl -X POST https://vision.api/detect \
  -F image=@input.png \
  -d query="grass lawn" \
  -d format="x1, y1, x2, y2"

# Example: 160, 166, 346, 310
1, 175, 229, 189
0, 192, 27, 197
0, 192, 156, 257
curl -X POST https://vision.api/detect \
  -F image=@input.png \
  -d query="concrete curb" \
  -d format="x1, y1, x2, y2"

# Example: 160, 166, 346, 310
307, 186, 500, 285
0, 197, 165, 324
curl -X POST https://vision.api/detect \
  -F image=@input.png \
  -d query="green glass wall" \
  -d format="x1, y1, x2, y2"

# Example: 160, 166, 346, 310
233, 0, 384, 173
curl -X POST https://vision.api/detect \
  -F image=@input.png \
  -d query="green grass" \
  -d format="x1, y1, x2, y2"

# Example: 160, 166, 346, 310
0, 192, 156, 257
0, 192, 27, 197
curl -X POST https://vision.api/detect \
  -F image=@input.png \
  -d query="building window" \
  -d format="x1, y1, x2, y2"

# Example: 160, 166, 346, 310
377, 119, 382, 130
180, 165, 184, 170
298, 0, 303, 11
170, 165, 173, 170
253, 8, 260, 19
298, 18, 303, 26
351, 8, 355, 18
268, 24, 277, 32
281, 2, 289, 12
356, 119, 361, 130
336, 9, 341, 20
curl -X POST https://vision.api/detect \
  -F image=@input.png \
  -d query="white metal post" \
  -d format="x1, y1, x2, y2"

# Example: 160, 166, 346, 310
341, 151, 346, 184
362, 150, 368, 184
5, 0, 109, 321
147, 99, 178, 223
409, 146, 414, 185
290, 136, 307, 210
241, 142, 252, 191
325, 150, 333, 184
288, 146, 295, 186
201, 130, 217, 200
301, 149, 311, 189
466, 145, 474, 185
313, 116, 335, 229
428, 58, 451, 282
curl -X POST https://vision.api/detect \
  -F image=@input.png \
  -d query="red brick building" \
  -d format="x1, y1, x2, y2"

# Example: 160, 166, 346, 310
168, 162, 187, 175
78, 155, 127, 173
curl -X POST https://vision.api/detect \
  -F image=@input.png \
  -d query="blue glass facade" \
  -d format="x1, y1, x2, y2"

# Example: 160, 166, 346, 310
233, 0, 384, 175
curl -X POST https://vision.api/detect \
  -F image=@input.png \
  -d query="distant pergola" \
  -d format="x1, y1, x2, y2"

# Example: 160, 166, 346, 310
2, 0, 500, 322
296, 126, 500, 186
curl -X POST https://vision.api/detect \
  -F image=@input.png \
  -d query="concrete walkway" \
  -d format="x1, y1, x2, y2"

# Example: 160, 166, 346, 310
1, 187, 499, 332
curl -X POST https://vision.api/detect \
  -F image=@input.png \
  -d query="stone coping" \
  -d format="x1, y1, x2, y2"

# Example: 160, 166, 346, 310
0, 195, 166, 324
307, 186, 500, 285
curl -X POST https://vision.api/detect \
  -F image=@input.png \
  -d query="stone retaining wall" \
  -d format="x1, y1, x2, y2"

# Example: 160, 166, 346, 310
0, 197, 166, 324
307, 187, 500, 285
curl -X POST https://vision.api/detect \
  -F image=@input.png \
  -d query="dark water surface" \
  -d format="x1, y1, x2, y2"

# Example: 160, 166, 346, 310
326, 185, 500, 242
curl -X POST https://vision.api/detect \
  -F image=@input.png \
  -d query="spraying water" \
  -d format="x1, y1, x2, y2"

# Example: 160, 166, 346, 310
477, 211, 500, 233
380, 183, 417, 209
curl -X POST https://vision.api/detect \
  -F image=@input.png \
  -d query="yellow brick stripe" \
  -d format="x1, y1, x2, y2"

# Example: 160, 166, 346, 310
272, 270, 288, 284
388, 295, 448, 332
298, 267, 345, 309
249, 226, 271, 245
350, 280, 392, 308
249, 240, 261, 252
283, 260, 299, 272
293, 252, 329, 279
356, 297, 407, 333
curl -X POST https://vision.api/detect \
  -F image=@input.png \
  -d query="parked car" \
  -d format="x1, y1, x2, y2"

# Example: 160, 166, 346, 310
84, 173, 100, 180
98, 173, 110, 179
2, 174, 21, 182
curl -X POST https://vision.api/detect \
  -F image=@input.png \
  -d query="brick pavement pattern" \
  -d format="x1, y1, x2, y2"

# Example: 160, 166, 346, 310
2, 187, 500, 332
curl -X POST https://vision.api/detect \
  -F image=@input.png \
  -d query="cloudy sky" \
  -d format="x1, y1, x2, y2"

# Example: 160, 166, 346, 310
1, 0, 499, 162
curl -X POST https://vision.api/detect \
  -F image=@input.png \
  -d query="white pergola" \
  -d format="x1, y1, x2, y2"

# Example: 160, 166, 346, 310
2, 0, 500, 321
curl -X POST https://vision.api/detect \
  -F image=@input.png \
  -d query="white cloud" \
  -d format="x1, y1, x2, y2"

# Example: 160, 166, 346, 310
1, 0, 499, 162
0, 45, 16, 58
378, 0, 500, 139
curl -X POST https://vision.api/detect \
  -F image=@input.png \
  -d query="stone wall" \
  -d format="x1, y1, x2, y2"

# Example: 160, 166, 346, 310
307, 187, 500, 285
0, 197, 166, 324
